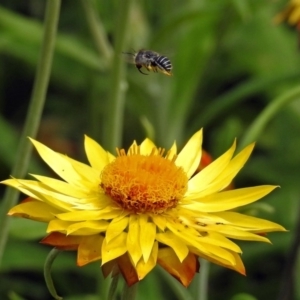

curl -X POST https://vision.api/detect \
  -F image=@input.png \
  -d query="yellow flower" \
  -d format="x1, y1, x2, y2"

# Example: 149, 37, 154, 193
2, 130, 285, 287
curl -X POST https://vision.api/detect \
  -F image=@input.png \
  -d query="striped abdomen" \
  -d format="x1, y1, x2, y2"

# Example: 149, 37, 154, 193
154, 55, 172, 75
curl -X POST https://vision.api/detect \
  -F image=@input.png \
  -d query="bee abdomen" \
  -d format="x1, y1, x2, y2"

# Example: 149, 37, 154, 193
155, 55, 172, 72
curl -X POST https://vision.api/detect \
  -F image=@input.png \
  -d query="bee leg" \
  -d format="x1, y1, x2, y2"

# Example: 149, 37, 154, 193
150, 63, 158, 73
145, 64, 152, 72
136, 64, 148, 75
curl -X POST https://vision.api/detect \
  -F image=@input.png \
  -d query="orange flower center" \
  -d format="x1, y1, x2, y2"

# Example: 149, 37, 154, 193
100, 147, 188, 213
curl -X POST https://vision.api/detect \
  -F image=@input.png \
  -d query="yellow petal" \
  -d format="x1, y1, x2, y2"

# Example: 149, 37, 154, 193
176, 129, 203, 179
140, 138, 157, 155
177, 208, 228, 224
204, 224, 271, 243
105, 216, 129, 243
101, 232, 127, 264
213, 142, 255, 190
8, 200, 58, 222
2, 179, 46, 202
84, 135, 113, 172
289, 6, 300, 24
167, 222, 236, 265
197, 232, 242, 253
195, 242, 237, 266
214, 212, 286, 232
67, 221, 108, 235
139, 217, 157, 262
30, 139, 88, 187
190, 247, 245, 275
69, 194, 116, 211
56, 210, 110, 221
107, 151, 115, 163
188, 139, 236, 193
184, 186, 277, 212
57, 153, 100, 188
166, 222, 211, 256
168, 141, 177, 159
157, 248, 198, 287
227, 251, 245, 275
30, 174, 88, 198
186, 142, 255, 199
127, 215, 142, 266
151, 215, 167, 231
47, 219, 72, 233
135, 241, 158, 280
127, 141, 138, 155
11, 179, 73, 211
19, 180, 75, 204
77, 235, 104, 266
156, 231, 189, 262
56, 206, 123, 221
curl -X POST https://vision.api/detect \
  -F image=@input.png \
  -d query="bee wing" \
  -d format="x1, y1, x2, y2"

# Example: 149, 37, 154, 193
122, 51, 136, 64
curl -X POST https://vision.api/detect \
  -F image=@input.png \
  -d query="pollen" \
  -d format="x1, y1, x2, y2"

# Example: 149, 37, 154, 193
100, 147, 188, 214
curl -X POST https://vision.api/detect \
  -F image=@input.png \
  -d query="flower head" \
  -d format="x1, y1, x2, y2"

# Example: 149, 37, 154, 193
3, 130, 285, 287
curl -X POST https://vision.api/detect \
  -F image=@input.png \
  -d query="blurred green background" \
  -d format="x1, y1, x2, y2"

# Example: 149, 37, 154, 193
0, 0, 299, 299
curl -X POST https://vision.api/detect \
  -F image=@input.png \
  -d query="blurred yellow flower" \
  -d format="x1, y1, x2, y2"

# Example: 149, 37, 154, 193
2, 130, 285, 286
274, 0, 300, 28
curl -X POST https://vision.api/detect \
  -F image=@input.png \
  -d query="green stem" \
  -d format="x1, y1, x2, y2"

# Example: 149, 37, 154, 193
189, 72, 300, 132
108, 273, 120, 300
44, 248, 63, 300
156, 267, 194, 300
0, 0, 61, 265
80, 0, 113, 64
198, 259, 210, 300
0, 6, 104, 73
239, 85, 300, 149
102, 0, 133, 151
121, 282, 138, 300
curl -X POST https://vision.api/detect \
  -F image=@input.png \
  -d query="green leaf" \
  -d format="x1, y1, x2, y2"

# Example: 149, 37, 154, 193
9, 218, 47, 240
230, 293, 258, 300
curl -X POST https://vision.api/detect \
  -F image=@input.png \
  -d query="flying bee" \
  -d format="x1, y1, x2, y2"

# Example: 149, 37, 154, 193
123, 49, 172, 76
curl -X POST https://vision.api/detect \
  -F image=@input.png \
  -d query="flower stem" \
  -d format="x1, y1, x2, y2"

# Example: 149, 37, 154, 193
108, 273, 120, 300
102, 0, 133, 151
198, 259, 210, 300
80, 0, 113, 64
44, 248, 62, 300
277, 199, 300, 300
121, 282, 138, 300
0, 0, 61, 265
239, 85, 300, 149
157, 267, 194, 300
189, 71, 300, 132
